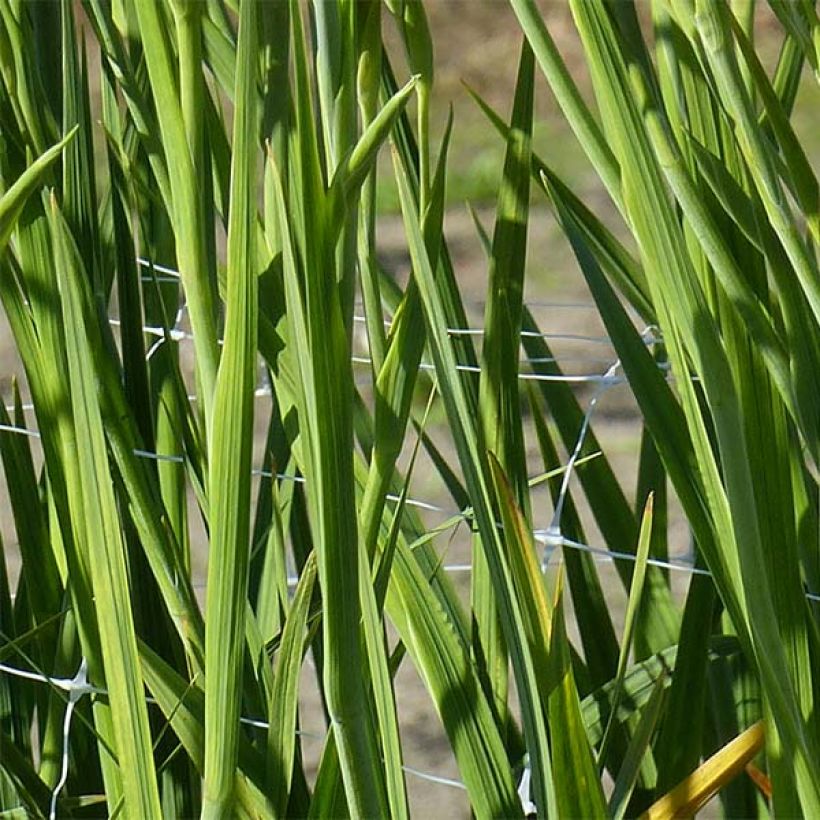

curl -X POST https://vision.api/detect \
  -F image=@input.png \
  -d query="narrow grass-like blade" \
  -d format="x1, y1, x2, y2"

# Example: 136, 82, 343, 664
653, 569, 716, 793
395, 148, 554, 816
581, 638, 740, 744
727, 13, 818, 242
696, 3, 820, 327
545, 570, 609, 818
569, 2, 820, 809
359, 109, 452, 558
331, 75, 417, 214
0, 127, 76, 253
597, 495, 655, 766
61, 3, 103, 293
381, 54, 480, 381
202, 0, 258, 811
139, 643, 273, 818
133, 0, 219, 428
358, 549, 409, 820
271, 142, 388, 820
508, 0, 621, 206
473, 39, 535, 735
0, 732, 50, 819
609, 673, 667, 820
49, 195, 161, 817
0, 396, 61, 660
463, 84, 651, 317
267, 554, 317, 817
527, 385, 619, 691
523, 299, 679, 653
382, 539, 521, 816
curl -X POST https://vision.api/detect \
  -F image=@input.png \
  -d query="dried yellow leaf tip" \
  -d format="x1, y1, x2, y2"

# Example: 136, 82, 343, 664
643, 720, 765, 819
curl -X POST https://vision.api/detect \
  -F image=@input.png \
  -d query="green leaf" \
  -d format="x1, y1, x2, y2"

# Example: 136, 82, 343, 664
139, 642, 272, 818
695, 2, 820, 329
609, 673, 667, 820
473, 39, 535, 737
271, 105, 389, 820
597, 494, 655, 766
0, 127, 76, 254
49, 194, 161, 817
202, 0, 259, 812
0, 731, 50, 819
546, 571, 609, 819
508, 0, 622, 206
395, 148, 554, 816
133, 0, 219, 430
267, 554, 317, 817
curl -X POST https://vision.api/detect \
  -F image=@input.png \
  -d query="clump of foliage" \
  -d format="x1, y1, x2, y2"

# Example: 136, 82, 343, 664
0, 0, 818, 817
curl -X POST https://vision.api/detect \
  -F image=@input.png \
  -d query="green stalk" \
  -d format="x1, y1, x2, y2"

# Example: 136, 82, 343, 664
202, 0, 258, 813
133, 0, 219, 436
356, 0, 386, 372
